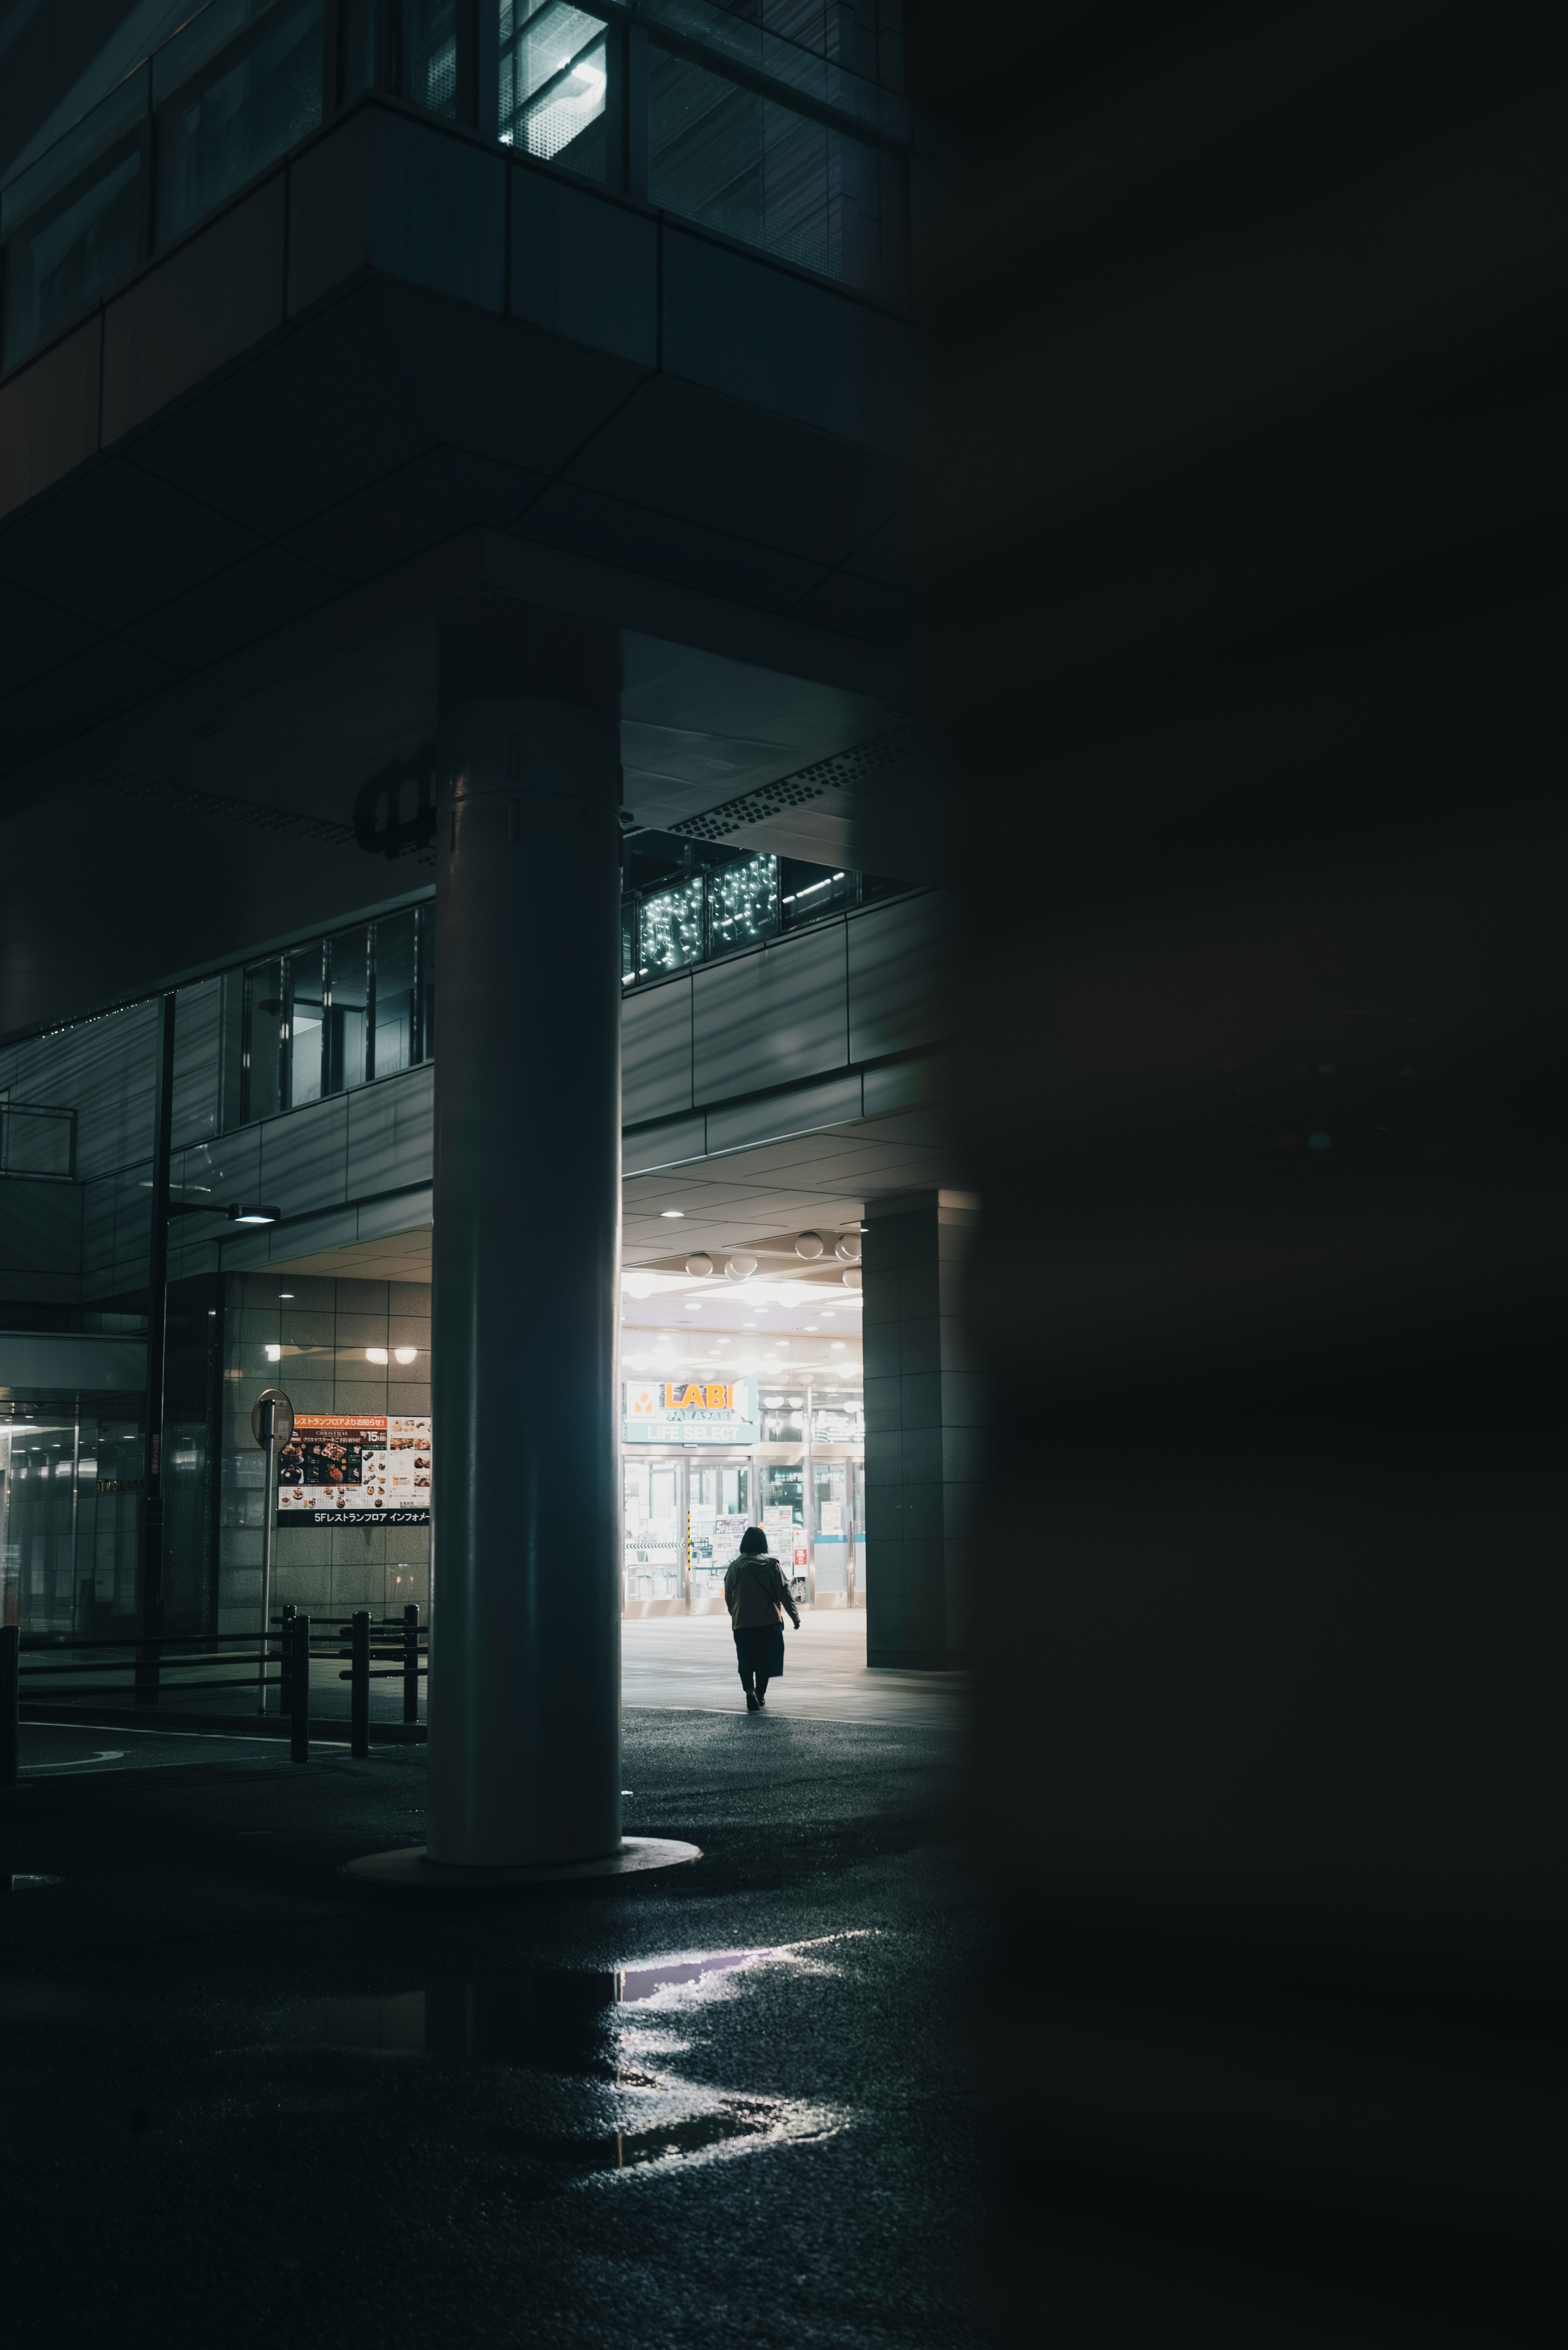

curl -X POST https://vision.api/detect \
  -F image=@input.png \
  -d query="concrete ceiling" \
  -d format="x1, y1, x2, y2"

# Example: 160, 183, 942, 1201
258, 1098, 960, 1290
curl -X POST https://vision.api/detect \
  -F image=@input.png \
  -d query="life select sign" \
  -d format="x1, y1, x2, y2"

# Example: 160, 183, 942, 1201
624, 1377, 757, 1443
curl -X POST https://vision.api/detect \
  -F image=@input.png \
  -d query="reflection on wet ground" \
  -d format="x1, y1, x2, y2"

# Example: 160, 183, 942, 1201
291, 1945, 844, 2184
304, 1947, 774, 2061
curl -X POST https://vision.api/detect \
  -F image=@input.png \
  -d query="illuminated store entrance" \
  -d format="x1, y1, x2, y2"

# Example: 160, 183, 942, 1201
621, 1377, 866, 1617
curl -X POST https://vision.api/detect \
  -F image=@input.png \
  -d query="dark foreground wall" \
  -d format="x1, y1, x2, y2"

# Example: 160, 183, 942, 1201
913, 4, 1565, 2341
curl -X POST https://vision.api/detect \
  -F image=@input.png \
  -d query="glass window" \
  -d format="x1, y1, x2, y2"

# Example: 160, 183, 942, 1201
418, 904, 436, 1060
706, 853, 778, 956
812, 1457, 848, 1592
0, 70, 147, 368
811, 1383, 862, 1443
760, 1389, 804, 1443
499, 2, 610, 178
241, 958, 284, 1121
408, 0, 460, 116
639, 875, 704, 977
285, 944, 325, 1107
325, 927, 370, 1094
648, 47, 886, 294
339, 0, 377, 98
155, 0, 324, 244
780, 858, 855, 926
0, 1105, 74, 1178
373, 912, 419, 1080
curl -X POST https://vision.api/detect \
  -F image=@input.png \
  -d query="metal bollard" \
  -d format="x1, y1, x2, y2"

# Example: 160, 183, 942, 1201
402, 1603, 419, 1726
290, 1614, 310, 1765
0, 1624, 18, 1791
276, 1602, 296, 1722
350, 1610, 370, 1759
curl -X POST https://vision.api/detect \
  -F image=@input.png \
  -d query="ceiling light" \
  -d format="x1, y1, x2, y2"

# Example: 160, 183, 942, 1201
279, 1292, 294, 1299
684, 1253, 713, 1276
724, 1255, 757, 1281
684, 1303, 702, 1312
394, 1346, 417, 1364
805, 1325, 818, 1332
661, 1210, 685, 1218
365, 1346, 389, 1364
742, 1321, 756, 1328
227, 1202, 281, 1225
795, 1232, 825, 1258
831, 1341, 846, 1350
787, 1394, 804, 1406
820, 1312, 835, 1320
624, 1272, 658, 1298
842, 1269, 862, 1290
835, 1233, 861, 1261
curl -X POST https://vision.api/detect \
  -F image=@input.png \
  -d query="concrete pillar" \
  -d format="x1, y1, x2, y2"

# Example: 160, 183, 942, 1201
862, 1189, 980, 1670
427, 599, 623, 1868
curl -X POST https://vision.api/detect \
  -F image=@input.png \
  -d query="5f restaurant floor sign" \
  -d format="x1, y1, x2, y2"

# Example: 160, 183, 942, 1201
276, 1415, 432, 1525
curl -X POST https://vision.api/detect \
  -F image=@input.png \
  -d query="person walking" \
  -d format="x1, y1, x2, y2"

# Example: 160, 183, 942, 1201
724, 1525, 800, 1711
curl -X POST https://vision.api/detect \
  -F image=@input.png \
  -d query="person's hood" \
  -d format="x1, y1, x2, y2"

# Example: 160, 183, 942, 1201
728, 1552, 780, 1568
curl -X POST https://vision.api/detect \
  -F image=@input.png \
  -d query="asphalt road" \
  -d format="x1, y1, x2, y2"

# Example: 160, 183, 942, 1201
1, 1705, 984, 2350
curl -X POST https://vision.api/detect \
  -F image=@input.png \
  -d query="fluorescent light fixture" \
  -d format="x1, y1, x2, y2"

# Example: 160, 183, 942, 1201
660, 1210, 685, 1218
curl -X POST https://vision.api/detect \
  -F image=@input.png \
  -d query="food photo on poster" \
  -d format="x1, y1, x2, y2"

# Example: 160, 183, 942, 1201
276, 1414, 432, 1525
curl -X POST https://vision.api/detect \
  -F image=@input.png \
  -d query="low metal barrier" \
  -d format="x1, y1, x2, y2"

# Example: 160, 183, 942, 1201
0, 1605, 427, 1784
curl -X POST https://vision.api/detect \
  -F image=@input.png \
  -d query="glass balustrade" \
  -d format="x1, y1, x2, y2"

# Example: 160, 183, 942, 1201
1, 0, 916, 374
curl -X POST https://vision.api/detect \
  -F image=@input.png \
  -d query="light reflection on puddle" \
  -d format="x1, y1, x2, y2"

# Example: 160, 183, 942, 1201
292, 1942, 853, 2181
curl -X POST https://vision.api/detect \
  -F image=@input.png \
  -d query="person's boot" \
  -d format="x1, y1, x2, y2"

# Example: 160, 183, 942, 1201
755, 1679, 768, 1709
745, 1689, 760, 1711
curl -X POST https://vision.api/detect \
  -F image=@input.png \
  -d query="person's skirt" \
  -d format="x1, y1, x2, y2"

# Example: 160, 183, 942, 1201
733, 1622, 785, 1679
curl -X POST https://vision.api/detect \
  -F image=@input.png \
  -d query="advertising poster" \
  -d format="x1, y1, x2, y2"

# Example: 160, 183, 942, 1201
623, 1375, 757, 1445
276, 1414, 432, 1526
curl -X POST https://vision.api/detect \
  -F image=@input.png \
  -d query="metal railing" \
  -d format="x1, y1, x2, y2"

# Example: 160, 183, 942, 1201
0, 1605, 427, 1784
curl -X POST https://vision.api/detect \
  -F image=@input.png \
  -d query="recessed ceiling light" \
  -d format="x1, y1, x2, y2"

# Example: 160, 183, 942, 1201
279, 1292, 294, 1299
805, 1325, 818, 1332
684, 1303, 702, 1312
831, 1341, 846, 1350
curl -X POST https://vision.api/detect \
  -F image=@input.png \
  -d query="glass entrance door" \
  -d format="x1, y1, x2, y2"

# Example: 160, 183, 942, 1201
623, 1455, 685, 1604
812, 1457, 849, 1597
688, 1461, 750, 1611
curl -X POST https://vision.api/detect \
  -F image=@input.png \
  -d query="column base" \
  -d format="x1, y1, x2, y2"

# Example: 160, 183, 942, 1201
340, 1836, 701, 1891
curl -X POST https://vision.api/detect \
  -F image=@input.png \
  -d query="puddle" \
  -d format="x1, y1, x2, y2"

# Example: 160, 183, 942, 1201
292, 1945, 848, 2181
304, 1949, 777, 2064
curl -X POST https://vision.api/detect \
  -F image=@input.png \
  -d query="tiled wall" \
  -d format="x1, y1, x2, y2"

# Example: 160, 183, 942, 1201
220, 1270, 431, 1632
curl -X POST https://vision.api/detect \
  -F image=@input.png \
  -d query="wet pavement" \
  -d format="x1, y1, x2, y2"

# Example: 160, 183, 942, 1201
0, 1708, 982, 2349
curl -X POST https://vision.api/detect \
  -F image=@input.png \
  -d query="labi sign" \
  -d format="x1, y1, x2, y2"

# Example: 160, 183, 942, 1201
624, 1375, 757, 1444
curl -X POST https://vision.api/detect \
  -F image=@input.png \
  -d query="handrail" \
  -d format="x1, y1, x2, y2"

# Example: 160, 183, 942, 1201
2, 1605, 425, 1781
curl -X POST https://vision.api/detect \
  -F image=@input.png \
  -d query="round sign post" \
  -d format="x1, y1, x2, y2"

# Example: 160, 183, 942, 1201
251, 1388, 294, 1713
